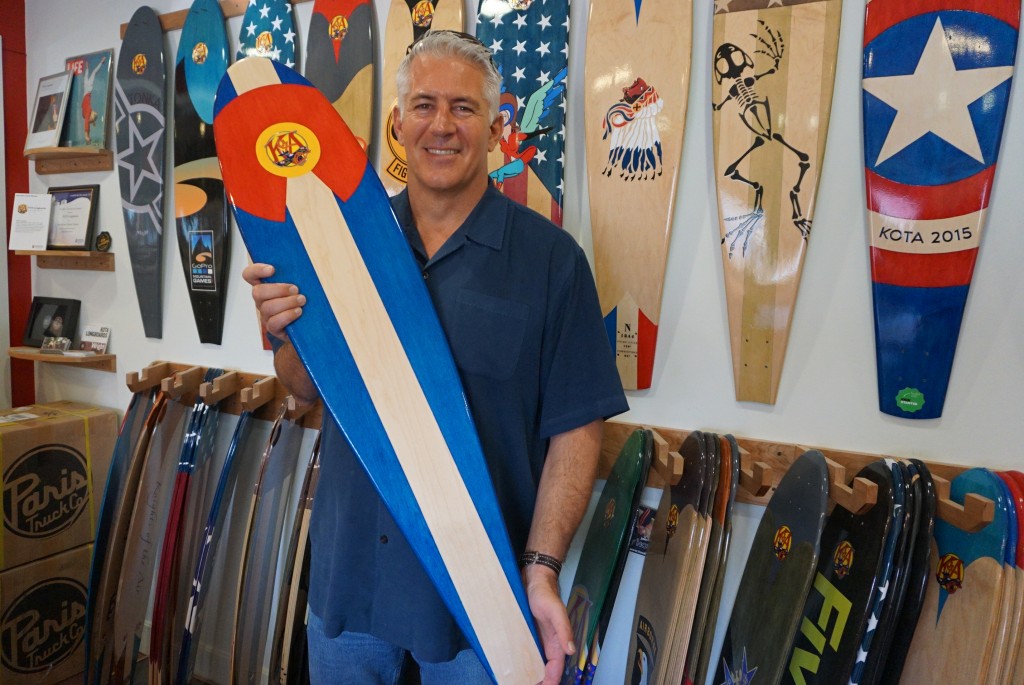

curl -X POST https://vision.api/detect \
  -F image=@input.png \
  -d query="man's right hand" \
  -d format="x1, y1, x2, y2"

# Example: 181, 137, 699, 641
242, 263, 306, 342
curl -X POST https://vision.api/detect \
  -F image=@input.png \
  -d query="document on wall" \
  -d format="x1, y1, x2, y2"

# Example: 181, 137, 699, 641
8, 193, 52, 251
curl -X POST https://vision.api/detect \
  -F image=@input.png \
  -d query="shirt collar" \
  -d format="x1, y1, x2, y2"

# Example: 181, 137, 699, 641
393, 184, 508, 262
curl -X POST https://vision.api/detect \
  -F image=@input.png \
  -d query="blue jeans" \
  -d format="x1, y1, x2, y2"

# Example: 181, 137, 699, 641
306, 610, 492, 685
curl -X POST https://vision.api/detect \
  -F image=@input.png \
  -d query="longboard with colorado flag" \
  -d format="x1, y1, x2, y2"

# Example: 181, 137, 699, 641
712, 0, 841, 404
862, 0, 1020, 419
584, 0, 691, 390
212, 56, 544, 685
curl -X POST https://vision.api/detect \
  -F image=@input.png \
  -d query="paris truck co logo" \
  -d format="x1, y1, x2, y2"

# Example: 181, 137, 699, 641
192, 41, 208, 64
833, 541, 855, 579
0, 577, 87, 674
936, 553, 965, 594
773, 525, 793, 561
603, 499, 616, 527
411, 1, 435, 28
2, 444, 89, 539
257, 123, 321, 178
132, 53, 147, 75
330, 14, 349, 41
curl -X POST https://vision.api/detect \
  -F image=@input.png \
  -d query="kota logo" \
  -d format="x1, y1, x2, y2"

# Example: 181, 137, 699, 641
665, 504, 679, 541
603, 499, 616, 527
833, 540, 855, 579
132, 53, 147, 75
255, 30, 275, 55
0, 578, 86, 674
192, 41, 208, 64
385, 101, 409, 183
330, 14, 349, 41
773, 525, 793, 561
936, 553, 965, 594
411, 1, 435, 28
257, 123, 322, 178
508, 0, 535, 9
3, 444, 90, 539
17, 204, 27, 214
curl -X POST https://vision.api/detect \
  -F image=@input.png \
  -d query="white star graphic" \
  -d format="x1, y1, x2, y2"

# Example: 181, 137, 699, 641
285, 2, 291, 12
561, 44, 568, 58
284, 28, 295, 44
562, 15, 570, 31
767, 0, 784, 6
862, 17, 1013, 165
866, 614, 878, 632
714, 0, 732, 12
537, 69, 550, 85
489, 13, 504, 28
516, 95, 525, 109
248, 0, 256, 5
259, 3, 270, 19
246, 21, 257, 37
272, 47, 282, 61
513, 39, 527, 55
539, 15, 551, 30
537, 41, 551, 57
286, 58, 295, 68
271, 15, 283, 31
115, 93, 164, 202
512, 66, 526, 82
514, 13, 528, 30
535, 149, 547, 163
490, 38, 502, 53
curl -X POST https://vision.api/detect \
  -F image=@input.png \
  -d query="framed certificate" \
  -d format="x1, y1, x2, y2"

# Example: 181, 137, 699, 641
23, 297, 81, 347
25, 70, 73, 151
47, 184, 98, 250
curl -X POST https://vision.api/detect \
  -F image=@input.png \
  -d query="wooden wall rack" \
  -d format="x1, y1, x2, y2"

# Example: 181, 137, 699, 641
119, 0, 313, 38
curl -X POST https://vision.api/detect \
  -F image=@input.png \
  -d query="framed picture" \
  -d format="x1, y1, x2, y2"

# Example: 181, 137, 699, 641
23, 297, 81, 348
61, 49, 113, 148
24, 70, 73, 151
47, 185, 99, 250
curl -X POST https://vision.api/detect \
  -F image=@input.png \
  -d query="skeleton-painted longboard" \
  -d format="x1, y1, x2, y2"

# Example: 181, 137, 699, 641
584, 0, 691, 390
477, 0, 569, 226
213, 57, 543, 685
712, 0, 841, 404
862, 0, 1020, 419
377, 0, 462, 195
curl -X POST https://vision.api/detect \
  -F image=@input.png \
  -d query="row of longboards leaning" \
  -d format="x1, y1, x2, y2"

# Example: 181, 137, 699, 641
83, 361, 1021, 685
113, 0, 1018, 426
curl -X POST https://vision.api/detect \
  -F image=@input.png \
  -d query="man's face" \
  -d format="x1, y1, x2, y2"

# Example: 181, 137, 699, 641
394, 54, 502, 197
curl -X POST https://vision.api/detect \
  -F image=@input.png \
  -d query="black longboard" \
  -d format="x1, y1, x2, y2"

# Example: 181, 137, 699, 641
115, 6, 167, 338
718, 450, 830, 685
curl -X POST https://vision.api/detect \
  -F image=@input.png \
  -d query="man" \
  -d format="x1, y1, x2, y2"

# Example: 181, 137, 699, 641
243, 31, 627, 685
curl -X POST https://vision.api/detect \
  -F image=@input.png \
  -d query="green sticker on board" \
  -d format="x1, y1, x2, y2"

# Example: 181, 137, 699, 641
895, 387, 925, 413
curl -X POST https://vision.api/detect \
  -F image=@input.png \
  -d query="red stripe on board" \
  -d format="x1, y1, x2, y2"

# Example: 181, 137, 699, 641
870, 247, 978, 287
550, 195, 562, 228
864, 0, 1021, 45
637, 310, 657, 390
865, 167, 994, 220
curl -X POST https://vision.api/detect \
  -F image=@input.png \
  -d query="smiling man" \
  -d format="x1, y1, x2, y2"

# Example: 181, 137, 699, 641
243, 30, 626, 685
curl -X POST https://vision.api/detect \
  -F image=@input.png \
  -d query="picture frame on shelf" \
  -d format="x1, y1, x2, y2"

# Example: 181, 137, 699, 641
24, 70, 73, 151
46, 184, 99, 250
23, 297, 81, 348
61, 49, 113, 148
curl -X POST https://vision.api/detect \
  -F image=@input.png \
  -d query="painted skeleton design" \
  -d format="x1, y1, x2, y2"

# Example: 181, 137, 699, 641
602, 77, 664, 181
713, 21, 811, 258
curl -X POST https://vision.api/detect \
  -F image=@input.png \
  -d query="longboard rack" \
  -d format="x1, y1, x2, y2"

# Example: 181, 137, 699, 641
118, 0, 313, 39
603, 420, 995, 534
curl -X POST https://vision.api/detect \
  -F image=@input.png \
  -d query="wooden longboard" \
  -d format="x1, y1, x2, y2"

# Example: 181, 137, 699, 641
561, 429, 650, 685
115, 7, 166, 339
986, 476, 1019, 685
712, 0, 841, 404
174, 0, 230, 345
862, 0, 1020, 419
718, 450, 830, 685
304, 0, 376, 154
902, 468, 1010, 684
477, 0, 569, 226
626, 433, 708, 684
377, 0, 462, 194
584, 0, 691, 390
237, 0, 298, 67
213, 57, 543, 684
1006, 471, 1024, 685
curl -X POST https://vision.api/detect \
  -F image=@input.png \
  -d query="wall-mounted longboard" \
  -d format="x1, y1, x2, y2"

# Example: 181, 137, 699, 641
237, 0, 297, 67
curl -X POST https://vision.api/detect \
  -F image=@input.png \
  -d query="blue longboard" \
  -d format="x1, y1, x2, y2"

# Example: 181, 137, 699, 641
213, 56, 544, 684
237, 0, 298, 67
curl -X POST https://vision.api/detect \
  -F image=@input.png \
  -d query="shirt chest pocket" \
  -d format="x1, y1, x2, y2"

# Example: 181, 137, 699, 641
451, 289, 529, 382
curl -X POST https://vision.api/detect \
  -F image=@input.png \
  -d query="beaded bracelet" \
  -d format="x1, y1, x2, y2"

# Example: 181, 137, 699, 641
519, 550, 563, 576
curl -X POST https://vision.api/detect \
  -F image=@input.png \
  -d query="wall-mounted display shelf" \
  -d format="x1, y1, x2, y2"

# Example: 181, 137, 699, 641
15, 250, 114, 271
23, 146, 113, 174
9, 346, 116, 373
119, 0, 312, 38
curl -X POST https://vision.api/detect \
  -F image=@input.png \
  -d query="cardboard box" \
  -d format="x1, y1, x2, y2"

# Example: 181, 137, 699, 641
0, 401, 116, 570
0, 543, 91, 684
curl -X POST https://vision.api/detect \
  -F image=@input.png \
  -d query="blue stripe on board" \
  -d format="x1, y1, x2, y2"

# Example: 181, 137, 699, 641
604, 307, 617, 355
178, 0, 229, 125
871, 282, 970, 419
634, 0, 643, 23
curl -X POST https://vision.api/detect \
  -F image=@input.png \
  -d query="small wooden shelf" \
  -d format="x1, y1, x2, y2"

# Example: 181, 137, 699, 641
9, 346, 116, 373
15, 250, 114, 271
120, 0, 312, 38
23, 146, 113, 174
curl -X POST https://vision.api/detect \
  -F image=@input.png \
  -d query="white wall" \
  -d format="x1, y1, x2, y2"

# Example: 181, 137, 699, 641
20, 1, 1024, 682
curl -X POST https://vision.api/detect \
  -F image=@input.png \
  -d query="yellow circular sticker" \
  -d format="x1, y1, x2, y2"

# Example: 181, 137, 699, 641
132, 53, 147, 75
192, 42, 208, 65
257, 123, 320, 178
329, 15, 349, 40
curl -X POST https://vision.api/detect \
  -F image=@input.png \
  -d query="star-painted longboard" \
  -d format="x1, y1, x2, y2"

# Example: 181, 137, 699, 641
174, 0, 231, 345
712, 0, 842, 404
213, 56, 543, 685
377, 0, 463, 195
717, 449, 830, 685
304, 0, 376, 153
237, 0, 298, 68
862, 0, 1020, 419
477, 0, 569, 226
115, 7, 166, 340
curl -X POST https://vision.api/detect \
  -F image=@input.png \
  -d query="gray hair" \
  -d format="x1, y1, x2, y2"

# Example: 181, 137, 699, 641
395, 30, 502, 120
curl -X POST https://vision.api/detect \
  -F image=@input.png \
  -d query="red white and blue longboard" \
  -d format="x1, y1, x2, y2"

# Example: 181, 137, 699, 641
862, 0, 1020, 419
477, 0, 569, 226
237, 0, 298, 68
213, 56, 543, 685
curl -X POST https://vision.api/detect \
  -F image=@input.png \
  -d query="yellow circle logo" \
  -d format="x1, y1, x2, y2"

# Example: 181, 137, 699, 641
132, 53, 147, 75
193, 42, 208, 64
257, 123, 320, 178
412, 1, 435, 27
330, 15, 349, 40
